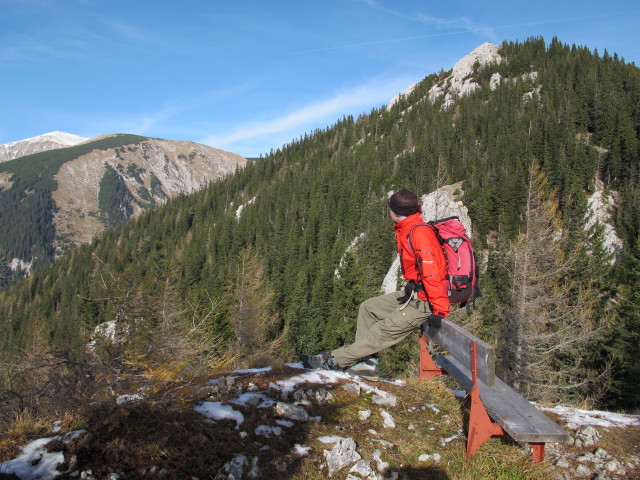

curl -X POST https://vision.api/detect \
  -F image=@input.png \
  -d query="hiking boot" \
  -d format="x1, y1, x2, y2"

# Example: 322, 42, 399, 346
300, 351, 341, 371
345, 357, 380, 381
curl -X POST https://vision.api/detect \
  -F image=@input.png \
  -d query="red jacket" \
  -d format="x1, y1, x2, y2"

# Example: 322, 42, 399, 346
393, 211, 450, 317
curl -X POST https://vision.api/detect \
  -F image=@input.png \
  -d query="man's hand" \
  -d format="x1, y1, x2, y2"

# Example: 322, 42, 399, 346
397, 281, 418, 304
427, 313, 444, 329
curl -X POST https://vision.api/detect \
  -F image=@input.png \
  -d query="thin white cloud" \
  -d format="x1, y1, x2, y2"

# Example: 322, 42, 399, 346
295, 31, 466, 55
125, 82, 258, 136
352, 0, 498, 40
200, 75, 412, 150
416, 14, 496, 37
101, 18, 171, 49
0, 22, 106, 64
351, 0, 404, 18
0, 31, 85, 63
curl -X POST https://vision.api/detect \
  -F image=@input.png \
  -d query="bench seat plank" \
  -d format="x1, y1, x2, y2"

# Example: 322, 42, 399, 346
437, 355, 571, 444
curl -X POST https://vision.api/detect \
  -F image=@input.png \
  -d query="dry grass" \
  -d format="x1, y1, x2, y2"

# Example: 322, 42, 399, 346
1, 366, 637, 479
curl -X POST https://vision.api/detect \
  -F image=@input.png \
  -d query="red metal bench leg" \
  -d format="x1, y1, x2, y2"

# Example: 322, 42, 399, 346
466, 341, 504, 459
419, 333, 445, 381
466, 381, 504, 458
530, 443, 545, 462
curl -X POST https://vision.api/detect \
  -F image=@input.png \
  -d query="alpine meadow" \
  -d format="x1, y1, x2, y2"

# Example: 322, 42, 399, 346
1, 36, 639, 433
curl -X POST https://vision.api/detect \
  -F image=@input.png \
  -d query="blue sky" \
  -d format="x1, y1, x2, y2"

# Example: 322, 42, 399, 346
1, 0, 639, 158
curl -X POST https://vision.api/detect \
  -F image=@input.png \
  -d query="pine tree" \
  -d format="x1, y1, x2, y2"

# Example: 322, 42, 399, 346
498, 163, 607, 404
232, 245, 279, 364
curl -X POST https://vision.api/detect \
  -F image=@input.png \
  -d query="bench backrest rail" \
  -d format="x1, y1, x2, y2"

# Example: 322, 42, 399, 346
424, 318, 496, 387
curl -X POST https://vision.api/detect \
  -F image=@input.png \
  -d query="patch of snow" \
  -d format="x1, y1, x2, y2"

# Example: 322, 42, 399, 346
0, 436, 65, 480
293, 444, 311, 456
540, 406, 640, 428
286, 362, 305, 369
116, 394, 144, 405
272, 370, 351, 396
195, 401, 245, 427
230, 392, 276, 408
276, 419, 294, 428
255, 425, 283, 438
317, 435, 345, 444
232, 366, 272, 375
418, 452, 441, 463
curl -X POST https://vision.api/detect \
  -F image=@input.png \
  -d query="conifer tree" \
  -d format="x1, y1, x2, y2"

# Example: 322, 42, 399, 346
498, 162, 607, 404
232, 245, 279, 364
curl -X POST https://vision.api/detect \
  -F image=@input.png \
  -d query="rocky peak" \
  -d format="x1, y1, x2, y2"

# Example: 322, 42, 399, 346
428, 42, 502, 108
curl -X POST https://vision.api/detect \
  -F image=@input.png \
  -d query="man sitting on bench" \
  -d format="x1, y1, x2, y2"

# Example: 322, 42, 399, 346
301, 189, 450, 381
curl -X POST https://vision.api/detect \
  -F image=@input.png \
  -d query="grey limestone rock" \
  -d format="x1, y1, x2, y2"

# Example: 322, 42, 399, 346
372, 391, 397, 407
276, 402, 309, 422
323, 438, 361, 475
573, 425, 601, 447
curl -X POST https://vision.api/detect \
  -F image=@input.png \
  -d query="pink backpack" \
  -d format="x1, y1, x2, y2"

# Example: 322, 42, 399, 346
409, 216, 480, 305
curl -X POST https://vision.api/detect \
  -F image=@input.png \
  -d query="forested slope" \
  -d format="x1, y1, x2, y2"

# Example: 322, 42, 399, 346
1, 37, 638, 410
0, 135, 147, 280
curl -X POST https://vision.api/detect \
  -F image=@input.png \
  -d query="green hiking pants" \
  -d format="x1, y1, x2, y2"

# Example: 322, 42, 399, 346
331, 291, 430, 367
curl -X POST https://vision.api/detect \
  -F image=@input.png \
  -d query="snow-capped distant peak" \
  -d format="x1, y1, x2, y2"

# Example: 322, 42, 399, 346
0, 131, 90, 163
34, 131, 89, 146
4, 131, 89, 148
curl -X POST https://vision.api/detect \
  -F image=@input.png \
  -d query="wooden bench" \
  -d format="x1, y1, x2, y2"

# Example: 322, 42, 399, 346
419, 319, 571, 462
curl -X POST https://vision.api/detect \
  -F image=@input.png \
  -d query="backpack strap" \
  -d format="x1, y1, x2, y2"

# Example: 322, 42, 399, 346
407, 223, 439, 280
407, 223, 435, 257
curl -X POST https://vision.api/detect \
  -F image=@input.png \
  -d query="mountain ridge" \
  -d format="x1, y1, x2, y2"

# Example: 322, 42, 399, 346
50, 136, 246, 257
0, 134, 246, 280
